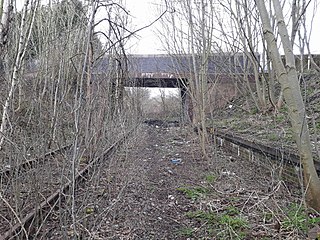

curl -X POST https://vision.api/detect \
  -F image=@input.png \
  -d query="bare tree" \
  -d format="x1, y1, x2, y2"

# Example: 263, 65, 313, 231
0, 0, 13, 52
255, 0, 320, 211
158, 0, 218, 160
299, 0, 320, 72
0, 0, 147, 237
0, 0, 39, 150
217, 0, 266, 111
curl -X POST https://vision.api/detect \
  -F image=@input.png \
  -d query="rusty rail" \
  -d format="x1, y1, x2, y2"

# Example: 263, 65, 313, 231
214, 129, 320, 174
0, 144, 72, 180
0, 128, 135, 240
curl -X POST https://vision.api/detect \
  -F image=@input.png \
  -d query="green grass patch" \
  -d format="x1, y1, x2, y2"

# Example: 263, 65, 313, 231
309, 216, 320, 225
282, 203, 308, 233
267, 133, 279, 141
282, 203, 320, 234
225, 206, 240, 216
205, 173, 217, 183
186, 210, 217, 224
219, 214, 248, 230
176, 186, 208, 200
263, 212, 274, 222
177, 227, 194, 237
186, 209, 248, 239
275, 114, 285, 122
279, 105, 288, 114
250, 107, 259, 115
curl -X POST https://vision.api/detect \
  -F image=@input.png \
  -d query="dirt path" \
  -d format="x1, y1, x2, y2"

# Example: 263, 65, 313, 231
40, 124, 311, 239
96, 125, 208, 239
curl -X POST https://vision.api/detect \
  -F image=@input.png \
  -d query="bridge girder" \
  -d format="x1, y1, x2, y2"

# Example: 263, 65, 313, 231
124, 77, 187, 88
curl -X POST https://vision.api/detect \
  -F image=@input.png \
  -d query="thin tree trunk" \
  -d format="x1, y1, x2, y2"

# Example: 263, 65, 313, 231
256, 0, 320, 211
0, 0, 37, 150
0, 0, 11, 49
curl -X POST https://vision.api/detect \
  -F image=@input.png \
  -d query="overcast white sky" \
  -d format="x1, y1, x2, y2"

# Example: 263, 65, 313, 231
126, 0, 320, 54
125, 0, 165, 54
15, 0, 320, 54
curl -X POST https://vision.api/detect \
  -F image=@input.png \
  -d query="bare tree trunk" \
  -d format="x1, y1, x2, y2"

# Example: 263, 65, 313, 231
159, 89, 167, 115
302, 0, 320, 72
256, 0, 320, 211
0, 0, 11, 50
0, 0, 38, 150
241, 0, 266, 111
186, 0, 211, 160
0, 0, 13, 81
264, 44, 278, 110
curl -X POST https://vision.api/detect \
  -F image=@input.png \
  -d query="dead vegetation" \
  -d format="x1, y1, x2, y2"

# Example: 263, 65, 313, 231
32, 124, 319, 240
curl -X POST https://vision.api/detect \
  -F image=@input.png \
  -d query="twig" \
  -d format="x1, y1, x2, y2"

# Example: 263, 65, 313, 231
0, 194, 29, 239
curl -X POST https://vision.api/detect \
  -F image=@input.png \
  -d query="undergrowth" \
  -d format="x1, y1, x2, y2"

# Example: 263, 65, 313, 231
176, 186, 208, 201
183, 207, 248, 239
282, 203, 320, 234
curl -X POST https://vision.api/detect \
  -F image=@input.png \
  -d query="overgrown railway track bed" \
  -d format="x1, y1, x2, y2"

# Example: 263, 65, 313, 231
213, 129, 320, 175
0, 147, 77, 239
0, 144, 72, 182
1, 123, 319, 239
0, 130, 132, 240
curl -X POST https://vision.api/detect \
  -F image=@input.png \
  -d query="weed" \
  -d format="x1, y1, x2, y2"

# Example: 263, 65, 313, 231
279, 105, 288, 114
230, 197, 240, 202
275, 114, 285, 122
263, 212, 274, 222
219, 214, 248, 240
250, 107, 258, 115
267, 133, 278, 141
309, 216, 320, 225
177, 227, 194, 237
186, 210, 217, 224
232, 121, 250, 130
222, 119, 228, 126
282, 203, 308, 233
219, 214, 248, 230
205, 173, 217, 183
186, 209, 248, 239
225, 206, 240, 216
85, 207, 94, 214
177, 186, 208, 200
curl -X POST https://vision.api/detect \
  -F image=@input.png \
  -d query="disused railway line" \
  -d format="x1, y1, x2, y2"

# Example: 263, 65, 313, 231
146, 119, 320, 174
0, 144, 72, 182
2, 120, 319, 239
213, 129, 320, 174
0, 128, 135, 240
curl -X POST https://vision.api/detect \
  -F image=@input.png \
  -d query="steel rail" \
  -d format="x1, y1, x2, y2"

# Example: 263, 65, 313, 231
0, 144, 72, 180
0, 127, 135, 240
213, 129, 320, 174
